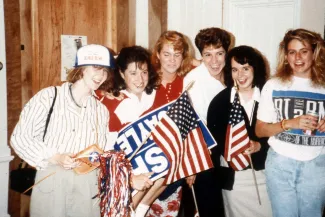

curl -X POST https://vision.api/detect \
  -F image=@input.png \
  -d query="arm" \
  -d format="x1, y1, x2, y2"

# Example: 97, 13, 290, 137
255, 120, 283, 138
10, 87, 58, 169
256, 114, 318, 138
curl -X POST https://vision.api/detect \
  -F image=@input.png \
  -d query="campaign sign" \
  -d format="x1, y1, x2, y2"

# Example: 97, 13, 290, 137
114, 102, 173, 181
114, 101, 217, 182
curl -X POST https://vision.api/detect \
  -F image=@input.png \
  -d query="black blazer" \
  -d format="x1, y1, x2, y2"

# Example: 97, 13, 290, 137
207, 87, 269, 190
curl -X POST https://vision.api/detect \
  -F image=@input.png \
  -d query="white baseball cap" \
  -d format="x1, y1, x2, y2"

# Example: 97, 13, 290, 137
74, 44, 115, 68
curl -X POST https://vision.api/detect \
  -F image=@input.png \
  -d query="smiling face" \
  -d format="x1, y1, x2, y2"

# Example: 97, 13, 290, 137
231, 58, 254, 92
201, 46, 226, 80
157, 43, 183, 75
286, 39, 314, 78
121, 62, 149, 99
82, 66, 108, 91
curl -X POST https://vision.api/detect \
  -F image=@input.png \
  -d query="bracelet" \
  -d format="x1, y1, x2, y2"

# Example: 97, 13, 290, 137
280, 119, 290, 131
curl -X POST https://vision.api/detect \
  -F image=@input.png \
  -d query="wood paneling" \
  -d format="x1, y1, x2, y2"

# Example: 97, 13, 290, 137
20, 0, 32, 105
116, 0, 134, 52
5, 1, 134, 215
107, 0, 135, 53
148, 0, 167, 51
31, 0, 131, 92
4, 0, 22, 216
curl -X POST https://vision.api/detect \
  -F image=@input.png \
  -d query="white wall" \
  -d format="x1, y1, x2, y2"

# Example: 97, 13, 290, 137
300, 0, 325, 37
167, 0, 223, 58
135, 0, 325, 74
224, 0, 302, 74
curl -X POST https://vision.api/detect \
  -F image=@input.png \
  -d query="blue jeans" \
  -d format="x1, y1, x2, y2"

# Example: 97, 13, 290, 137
265, 148, 325, 217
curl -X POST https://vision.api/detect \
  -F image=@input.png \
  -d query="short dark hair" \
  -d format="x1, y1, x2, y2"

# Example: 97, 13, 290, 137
111, 46, 159, 97
195, 27, 231, 54
224, 45, 268, 89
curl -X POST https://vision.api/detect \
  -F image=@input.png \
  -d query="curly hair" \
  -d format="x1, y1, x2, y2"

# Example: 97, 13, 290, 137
224, 45, 268, 90
151, 30, 193, 76
195, 27, 231, 54
276, 28, 325, 86
66, 66, 114, 90
109, 46, 160, 97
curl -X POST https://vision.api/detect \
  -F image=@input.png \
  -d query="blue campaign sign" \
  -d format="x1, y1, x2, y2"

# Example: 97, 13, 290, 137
113, 100, 217, 182
114, 102, 173, 181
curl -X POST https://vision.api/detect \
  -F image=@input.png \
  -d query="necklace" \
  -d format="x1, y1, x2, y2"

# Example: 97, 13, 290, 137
69, 84, 82, 108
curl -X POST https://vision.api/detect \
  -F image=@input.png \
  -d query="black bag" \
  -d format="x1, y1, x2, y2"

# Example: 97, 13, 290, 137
10, 87, 57, 195
10, 161, 37, 195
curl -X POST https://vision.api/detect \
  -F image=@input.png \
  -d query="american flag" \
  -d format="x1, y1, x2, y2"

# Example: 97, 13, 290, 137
224, 92, 250, 171
151, 91, 214, 185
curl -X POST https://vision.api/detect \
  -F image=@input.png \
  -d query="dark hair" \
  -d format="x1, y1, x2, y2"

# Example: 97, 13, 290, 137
276, 28, 325, 86
224, 45, 268, 89
195, 27, 231, 54
110, 46, 159, 97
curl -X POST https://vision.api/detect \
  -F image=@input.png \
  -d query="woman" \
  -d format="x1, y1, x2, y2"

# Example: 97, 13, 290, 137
142, 30, 195, 217
98, 45, 159, 132
208, 45, 272, 217
10, 44, 118, 217
183, 27, 231, 217
256, 28, 325, 217
96, 45, 160, 216
183, 27, 231, 123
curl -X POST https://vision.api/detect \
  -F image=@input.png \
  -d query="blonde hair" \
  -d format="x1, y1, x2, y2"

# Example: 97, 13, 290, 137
276, 28, 325, 86
151, 30, 193, 77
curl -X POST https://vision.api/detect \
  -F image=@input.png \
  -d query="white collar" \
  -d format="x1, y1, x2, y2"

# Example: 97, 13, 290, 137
230, 86, 260, 103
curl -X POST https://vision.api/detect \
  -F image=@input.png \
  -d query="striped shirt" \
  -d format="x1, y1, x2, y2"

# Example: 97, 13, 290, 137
10, 82, 117, 169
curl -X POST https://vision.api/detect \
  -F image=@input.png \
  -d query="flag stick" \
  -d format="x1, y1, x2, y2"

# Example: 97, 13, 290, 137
128, 81, 196, 160
191, 186, 200, 217
248, 154, 261, 205
22, 171, 56, 194
234, 80, 261, 205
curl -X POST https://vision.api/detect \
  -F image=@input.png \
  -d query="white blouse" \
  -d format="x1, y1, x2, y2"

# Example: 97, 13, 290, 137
114, 89, 156, 124
230, 86, 261, 124
183, 63, 225, 123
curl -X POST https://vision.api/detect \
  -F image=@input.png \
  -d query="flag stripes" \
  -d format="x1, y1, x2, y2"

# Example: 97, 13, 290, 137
224, 92, 251, 171
151, 92, 213, 184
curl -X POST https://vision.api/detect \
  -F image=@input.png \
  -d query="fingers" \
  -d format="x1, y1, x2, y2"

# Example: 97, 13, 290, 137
244, 141, 261, 155
299, 115, 318, 130
131, 173, 154, 191
186, 175, 196, 187
317, 119, 325, 133
143, 172, 154, 177
58, 154, 79, 170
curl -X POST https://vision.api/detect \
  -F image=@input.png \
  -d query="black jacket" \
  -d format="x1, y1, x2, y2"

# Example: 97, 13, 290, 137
207, 87, 269, 190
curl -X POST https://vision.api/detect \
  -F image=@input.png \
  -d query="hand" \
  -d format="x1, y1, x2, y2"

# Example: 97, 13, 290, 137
186, 175, 196, 187
49, 153, 80, 170
131, 172, 154, 191
104, 91, 124, 101
317, 117, 325, 133
244, 140, 261, 155
286, 115, 318, 130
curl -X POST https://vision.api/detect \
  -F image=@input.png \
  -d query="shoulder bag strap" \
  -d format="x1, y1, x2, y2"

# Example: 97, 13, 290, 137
42, 87, 57, 142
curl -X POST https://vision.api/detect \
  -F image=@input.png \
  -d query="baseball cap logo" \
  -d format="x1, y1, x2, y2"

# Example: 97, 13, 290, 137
74, 44, 115, 68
